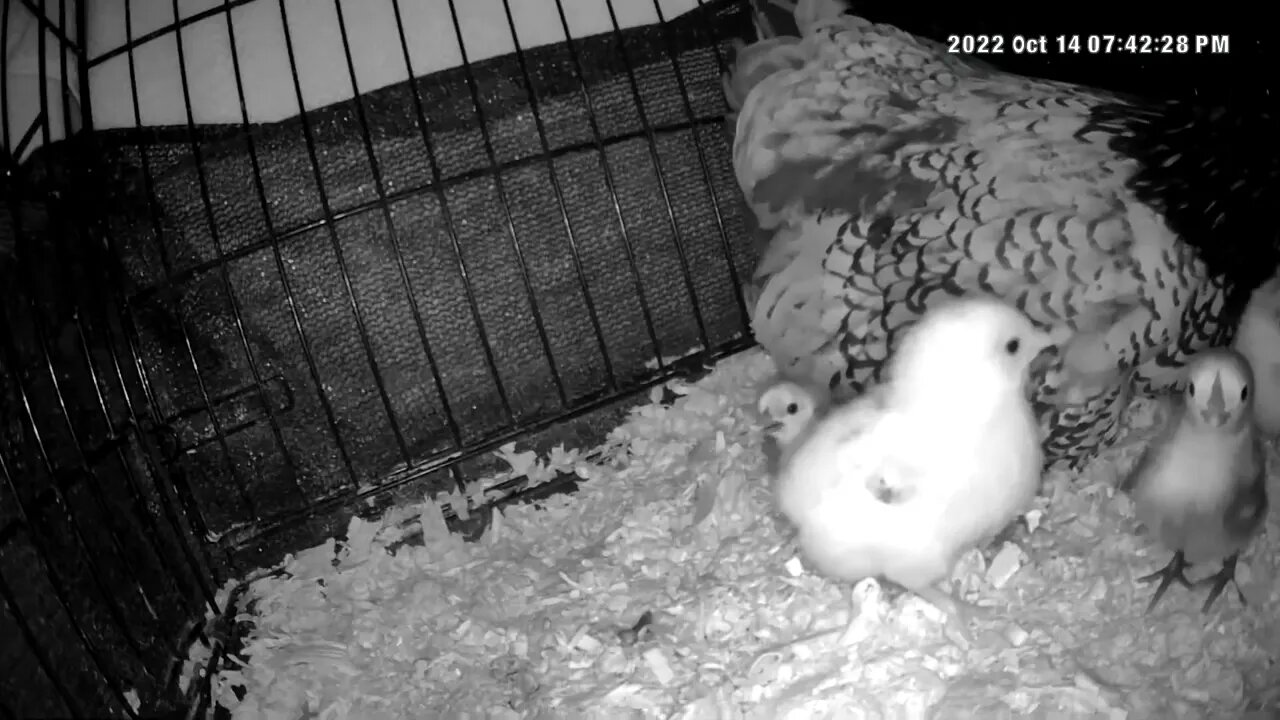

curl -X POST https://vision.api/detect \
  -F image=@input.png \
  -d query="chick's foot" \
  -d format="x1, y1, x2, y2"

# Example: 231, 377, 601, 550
1195, 553, 1248, 613
837, 578, 888, 646
912, 584, 996, 643
987, 518, 1031, 555
1136, 551, 1195, 614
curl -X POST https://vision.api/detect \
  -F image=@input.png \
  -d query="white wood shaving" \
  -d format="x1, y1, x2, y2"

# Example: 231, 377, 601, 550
1024, 508, 1045, 533
641, 649, 675, 685
200, 349, 1280, 719
986, 542, 1025, 589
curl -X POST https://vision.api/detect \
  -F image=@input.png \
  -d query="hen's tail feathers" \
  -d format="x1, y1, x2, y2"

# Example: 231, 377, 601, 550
1090, 95, 1280, 319
790, 0, 851, 36
747, 0, 800, 41
721, 37, 805, 114
724, 0, 851, 116
747, 0, 806, 41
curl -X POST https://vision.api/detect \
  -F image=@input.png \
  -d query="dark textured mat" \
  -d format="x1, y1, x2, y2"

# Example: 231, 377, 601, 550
87, 1, 757, 556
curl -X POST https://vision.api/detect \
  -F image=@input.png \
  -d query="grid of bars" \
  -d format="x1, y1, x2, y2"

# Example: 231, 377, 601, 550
1, 0, 758, 716
2, 2, 228, 716
2, 2, 218, 717
91, 0, 755, 563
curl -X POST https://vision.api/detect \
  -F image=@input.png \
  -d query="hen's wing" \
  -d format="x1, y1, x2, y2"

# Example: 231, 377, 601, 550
739, 15, 1156, 370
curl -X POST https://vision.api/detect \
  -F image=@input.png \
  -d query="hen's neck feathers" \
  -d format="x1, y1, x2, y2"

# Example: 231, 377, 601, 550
1089, 96, 1280, 319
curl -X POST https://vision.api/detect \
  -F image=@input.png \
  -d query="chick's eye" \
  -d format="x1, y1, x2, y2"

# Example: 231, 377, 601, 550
1004, 338, 1020, 356
1241, 386, 1250, 401
1188, 382, 1196, 397
785, 402, 799, 415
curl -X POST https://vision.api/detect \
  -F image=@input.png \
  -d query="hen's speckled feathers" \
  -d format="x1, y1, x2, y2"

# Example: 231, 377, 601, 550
726, 1, 1265, 468
1233, 275, 1280, 437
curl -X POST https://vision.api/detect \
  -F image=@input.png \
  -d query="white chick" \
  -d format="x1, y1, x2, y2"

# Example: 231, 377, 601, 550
1122, 348, 1269, 614
1233, 274, 1280, 439
757, 379, 827, 477
772, 296, 1053, 640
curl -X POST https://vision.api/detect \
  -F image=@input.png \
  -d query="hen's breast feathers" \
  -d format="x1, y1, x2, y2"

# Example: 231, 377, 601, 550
738, 16, 1218, 400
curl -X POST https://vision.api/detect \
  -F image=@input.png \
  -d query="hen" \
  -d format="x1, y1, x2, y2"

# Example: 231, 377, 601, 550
724, 0, 1280, 468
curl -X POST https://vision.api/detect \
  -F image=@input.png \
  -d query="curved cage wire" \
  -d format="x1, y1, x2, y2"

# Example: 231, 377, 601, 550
2, 0, 757, 715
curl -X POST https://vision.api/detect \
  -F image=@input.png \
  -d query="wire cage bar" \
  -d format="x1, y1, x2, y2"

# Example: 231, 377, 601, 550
2, 1, 220, 717
3, 0, 759, 715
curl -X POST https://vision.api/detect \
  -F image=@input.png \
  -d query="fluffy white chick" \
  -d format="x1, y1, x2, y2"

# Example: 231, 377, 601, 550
757, 379, 827, 477
1232, 274, 1280, 439
772, 296, 1052, 640
1122, 348, 1269, 614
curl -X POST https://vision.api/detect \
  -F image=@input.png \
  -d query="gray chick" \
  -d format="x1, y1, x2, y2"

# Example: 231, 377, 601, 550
757, 378, 828, 479
1122, 348, 1270, 614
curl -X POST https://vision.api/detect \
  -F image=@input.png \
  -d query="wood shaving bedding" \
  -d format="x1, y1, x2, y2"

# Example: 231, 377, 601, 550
200, 349, 1280, 720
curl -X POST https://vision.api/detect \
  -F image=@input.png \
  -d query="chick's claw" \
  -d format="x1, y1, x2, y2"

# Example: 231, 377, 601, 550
912, 584, 994, 643
1196, 554, 1249, 613
1136, 551, 1195, 614
987, 518, 1032, 554
837, 578, 886, 646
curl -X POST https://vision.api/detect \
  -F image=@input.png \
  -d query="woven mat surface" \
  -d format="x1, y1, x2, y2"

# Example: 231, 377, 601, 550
88, 0, 757, 566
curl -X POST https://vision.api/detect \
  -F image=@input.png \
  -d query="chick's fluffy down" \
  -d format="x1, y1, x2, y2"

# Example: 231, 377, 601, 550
776, 392, 1040, 587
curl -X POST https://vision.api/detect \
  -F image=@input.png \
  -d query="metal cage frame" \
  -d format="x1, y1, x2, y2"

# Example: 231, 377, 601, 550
1, 0, 758, 716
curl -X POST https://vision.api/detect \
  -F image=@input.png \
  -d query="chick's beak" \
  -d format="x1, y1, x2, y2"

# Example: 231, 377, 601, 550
1199, 409, 1230, 427
763, 420, 783, 434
